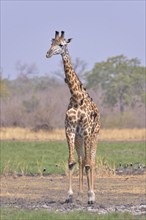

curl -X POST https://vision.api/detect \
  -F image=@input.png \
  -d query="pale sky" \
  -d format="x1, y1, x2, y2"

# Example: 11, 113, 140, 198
1, 0, 145, 79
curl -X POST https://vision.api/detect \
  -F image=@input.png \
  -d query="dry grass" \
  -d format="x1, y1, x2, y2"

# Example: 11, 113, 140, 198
0, 127, 145, 141
99, 128, 146, 141
0, 128, 65, 141
0, 127, 146, 141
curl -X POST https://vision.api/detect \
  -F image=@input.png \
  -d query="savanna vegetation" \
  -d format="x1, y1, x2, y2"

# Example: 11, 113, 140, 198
0, 55, 145, 220
0, 55, 145, 129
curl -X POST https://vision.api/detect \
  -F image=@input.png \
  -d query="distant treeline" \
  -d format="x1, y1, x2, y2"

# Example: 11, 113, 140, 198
0, 55, 145, 129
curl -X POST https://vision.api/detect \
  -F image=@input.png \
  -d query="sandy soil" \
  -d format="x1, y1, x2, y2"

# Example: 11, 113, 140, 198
1, 174, 146, 215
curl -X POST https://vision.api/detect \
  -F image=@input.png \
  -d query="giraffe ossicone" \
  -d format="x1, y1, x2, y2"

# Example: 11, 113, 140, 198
46, 31, 100, 204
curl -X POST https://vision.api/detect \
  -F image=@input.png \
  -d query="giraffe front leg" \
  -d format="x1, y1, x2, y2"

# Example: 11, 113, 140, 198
65, 169, 74, 203
79, 156, 83, 193
65, 126, 76, 203
66, 127, 76, 168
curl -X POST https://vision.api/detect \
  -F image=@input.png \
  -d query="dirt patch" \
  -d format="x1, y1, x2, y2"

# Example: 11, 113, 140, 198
1, 175, 146, 215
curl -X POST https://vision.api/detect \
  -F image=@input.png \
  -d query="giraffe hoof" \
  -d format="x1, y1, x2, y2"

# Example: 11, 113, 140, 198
88, 190, 95, 204
88, 200, 94, 205
65, 195, 73, 203
68, 162, 76, 170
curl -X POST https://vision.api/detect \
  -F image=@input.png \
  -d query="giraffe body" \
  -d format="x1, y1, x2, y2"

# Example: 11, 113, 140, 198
46, 31, 100, 204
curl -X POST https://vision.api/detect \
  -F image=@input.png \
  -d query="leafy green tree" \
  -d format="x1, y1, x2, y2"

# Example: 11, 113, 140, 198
86, 55, 146, 113
0, 75, 9, 98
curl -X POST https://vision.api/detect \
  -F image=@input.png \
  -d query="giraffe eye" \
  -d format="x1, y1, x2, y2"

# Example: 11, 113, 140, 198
59, 44, 63, 47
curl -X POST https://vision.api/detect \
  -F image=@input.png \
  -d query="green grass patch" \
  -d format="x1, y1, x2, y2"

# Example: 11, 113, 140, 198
1, 208, 146, 220
0, 141, 145, 175
0, 141, 67, 175
97, 141, 146, 166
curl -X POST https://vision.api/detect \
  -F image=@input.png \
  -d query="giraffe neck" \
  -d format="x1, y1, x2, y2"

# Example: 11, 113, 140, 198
61, 49, 88, 103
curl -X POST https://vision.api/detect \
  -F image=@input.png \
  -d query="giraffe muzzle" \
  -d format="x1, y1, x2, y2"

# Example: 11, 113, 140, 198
46, 52, 51, 58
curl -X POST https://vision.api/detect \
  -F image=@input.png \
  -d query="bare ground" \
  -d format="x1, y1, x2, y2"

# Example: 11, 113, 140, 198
0, 174, 146, 215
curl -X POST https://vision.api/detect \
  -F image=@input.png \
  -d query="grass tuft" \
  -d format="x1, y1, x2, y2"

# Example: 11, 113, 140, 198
95, 156, 116, 176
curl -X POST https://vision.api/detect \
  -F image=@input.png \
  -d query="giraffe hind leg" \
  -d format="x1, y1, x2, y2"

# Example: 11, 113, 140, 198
87, 131, 98, 204
85, 165, 95, 205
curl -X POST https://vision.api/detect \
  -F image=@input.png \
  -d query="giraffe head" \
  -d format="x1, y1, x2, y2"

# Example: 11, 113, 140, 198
46, 31, 72, 58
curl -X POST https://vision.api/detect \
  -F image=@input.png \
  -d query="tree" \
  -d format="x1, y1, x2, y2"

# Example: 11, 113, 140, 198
53, 57, 87, 82
22, 96, 40, 113
86, 55, 146, 113
0, 75, 9, 98
16, 61, 38, 81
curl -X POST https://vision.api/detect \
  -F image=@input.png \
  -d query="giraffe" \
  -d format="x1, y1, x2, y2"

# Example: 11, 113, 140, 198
46, 31, 100, 204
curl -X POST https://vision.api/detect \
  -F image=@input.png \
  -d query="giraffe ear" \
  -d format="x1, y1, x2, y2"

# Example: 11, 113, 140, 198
66, 38, 72, 44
